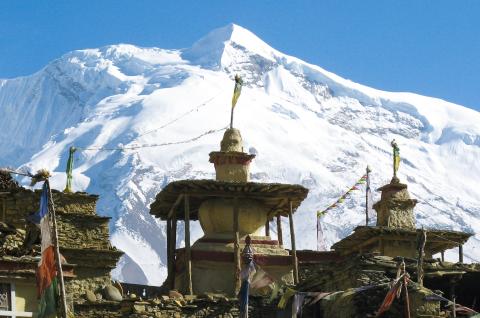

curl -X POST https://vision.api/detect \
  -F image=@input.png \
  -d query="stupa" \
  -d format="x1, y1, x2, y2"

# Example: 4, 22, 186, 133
332, 140, 471, 260
150, 128, 309, 295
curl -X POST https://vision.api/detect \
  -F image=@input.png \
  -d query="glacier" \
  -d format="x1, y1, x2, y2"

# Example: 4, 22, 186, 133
1, 23, 479, 285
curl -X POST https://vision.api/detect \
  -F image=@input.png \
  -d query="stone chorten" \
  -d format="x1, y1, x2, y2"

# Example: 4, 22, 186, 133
150, 128, 309, 296
198, 129, 262, 240
191, 128, 298, 294
332, 156, 471, 260
373, 179, 417, 230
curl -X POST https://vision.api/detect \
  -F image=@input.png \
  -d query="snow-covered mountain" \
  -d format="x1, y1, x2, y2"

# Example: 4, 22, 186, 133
1, 24, 480, 285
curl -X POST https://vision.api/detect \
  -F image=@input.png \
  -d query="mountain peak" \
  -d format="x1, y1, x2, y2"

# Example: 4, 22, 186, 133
2, 23, 480, 285
183, 23, 277, 69
215, 23, 270, 48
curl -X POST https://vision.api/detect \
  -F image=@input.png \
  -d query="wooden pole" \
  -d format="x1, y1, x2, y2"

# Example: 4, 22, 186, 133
167, 194, 184, 219
365, 166, 371, 226
233, 197, 241, 294
46, 180, 68, 318
170, 215, 177, 290
398, 260, 410, 318
288, 201, 299, 284
450, 276, 457, 318
265, 219, 270, 237
166, 218, 174, 290
168, 195, 181, 290
403, 276, 411, 318
459, 245, 463, 263
453, 297, 457, 318
276, 214, 283, 246
2, 198, 5, 222
166, 218, 171, 281
184, 194, 193, 295
417, 229, 426, 286
441, 251, 445, 262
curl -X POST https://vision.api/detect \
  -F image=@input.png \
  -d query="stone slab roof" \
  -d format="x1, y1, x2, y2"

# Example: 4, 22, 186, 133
331, 226, 472, 255
150, 179, 309, 220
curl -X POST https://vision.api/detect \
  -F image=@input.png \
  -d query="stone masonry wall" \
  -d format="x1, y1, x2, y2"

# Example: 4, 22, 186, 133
66, 267, 113, 300
74, 295, 279, 318
56, 213, 111, 250
1, 187, 122, 302
1, 189, 98, 226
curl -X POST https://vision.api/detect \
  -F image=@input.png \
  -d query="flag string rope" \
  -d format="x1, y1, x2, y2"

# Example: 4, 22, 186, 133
317, 173, 368, 217
136, 91, 225, 138
1, 125, 228, 190
276, 275, 478, 315
77, 126, 228, 151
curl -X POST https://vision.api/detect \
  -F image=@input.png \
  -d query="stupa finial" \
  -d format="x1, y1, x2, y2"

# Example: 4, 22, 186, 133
391, 139, 400, 183
220, 128, 244, 153
209, 128, 255, 182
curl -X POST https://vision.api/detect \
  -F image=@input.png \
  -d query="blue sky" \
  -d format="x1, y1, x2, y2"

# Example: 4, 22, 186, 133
1, 1, 479, 110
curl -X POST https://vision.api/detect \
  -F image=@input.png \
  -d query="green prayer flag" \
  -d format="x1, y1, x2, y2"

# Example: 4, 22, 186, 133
38, 277, 58, 318
63, 146, 76, 193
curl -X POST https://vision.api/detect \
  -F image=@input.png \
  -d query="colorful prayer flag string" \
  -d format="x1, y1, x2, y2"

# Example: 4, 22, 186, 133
316, 174, 368, 217
58, 126, 227, 193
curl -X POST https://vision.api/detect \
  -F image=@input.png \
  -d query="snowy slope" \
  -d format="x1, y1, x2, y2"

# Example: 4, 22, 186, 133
1, 24, 480, 285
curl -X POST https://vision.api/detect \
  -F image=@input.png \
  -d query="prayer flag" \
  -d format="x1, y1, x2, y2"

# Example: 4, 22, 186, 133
391, 140, 400, 175
366, 173, 374, 220
277, 288, 296, 309
250, 267, 274, 289
32, 183, 58, 318
239, 258, 256, 318
317, 216, 327, 251
63, 146, 76, 193
231, 74, 243, 109
238, 279, 250, 318
268, 283, 280, 303
376, 278, 403, 317
292, 293, 306, 317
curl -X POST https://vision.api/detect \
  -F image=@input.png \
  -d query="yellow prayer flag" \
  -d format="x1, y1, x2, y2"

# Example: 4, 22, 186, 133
391, 139, 400, 176
231, 74, 243, 108
277, 288, 296, 309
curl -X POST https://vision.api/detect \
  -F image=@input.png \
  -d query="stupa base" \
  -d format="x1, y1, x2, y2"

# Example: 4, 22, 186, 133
172, 237, 295, 295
